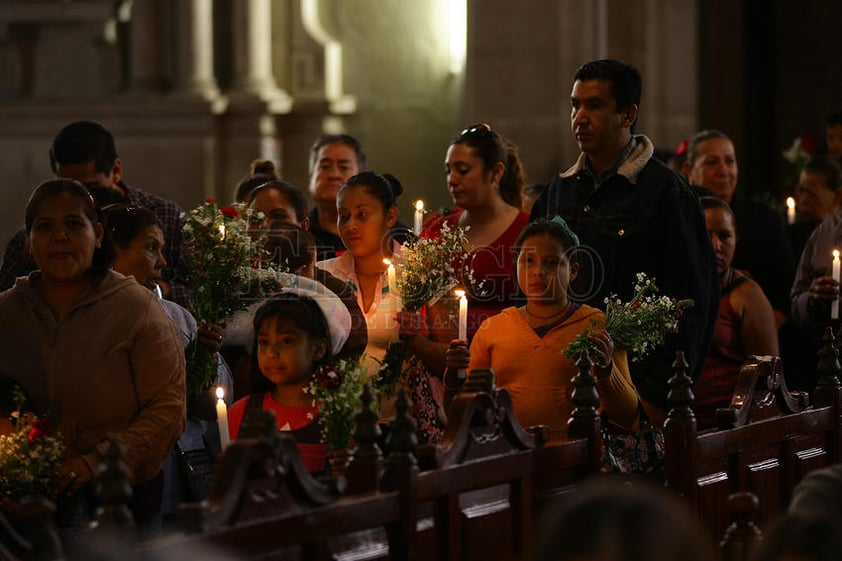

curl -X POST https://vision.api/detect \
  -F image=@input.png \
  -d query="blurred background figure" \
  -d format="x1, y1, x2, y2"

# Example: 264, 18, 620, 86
685, 129, 795, 329
248, 179, 310, 232
825, 110, 842, 158
788, 155, 842, 260
307, 134, 365, 260
750, 513, 842, 561
233, 159, 280, 204
529, 479, 717, 561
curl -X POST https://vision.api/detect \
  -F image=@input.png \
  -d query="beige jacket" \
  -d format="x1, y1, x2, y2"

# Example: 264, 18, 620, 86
0, 270, 186, 483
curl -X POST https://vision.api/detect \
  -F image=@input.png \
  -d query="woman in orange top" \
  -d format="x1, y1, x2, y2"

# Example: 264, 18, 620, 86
445, 218, 638, 440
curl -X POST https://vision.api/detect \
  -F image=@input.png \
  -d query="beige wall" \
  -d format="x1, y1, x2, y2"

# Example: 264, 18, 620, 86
0, 0, 698, 253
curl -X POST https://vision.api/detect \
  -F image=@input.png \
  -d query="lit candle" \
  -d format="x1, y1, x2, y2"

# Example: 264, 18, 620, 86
455, 288, 468, 381
833, 250, 840, 320
384, 258, 398, 312
413, 200, 425, 236
216, 387, 230, 450
218, 223, 226, 240
455, 288, 468, 341
786, 197, 796, 225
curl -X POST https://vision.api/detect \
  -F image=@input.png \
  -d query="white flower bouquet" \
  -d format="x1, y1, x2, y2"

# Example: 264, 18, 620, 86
0, 388, 64, 501
564, 273, 694, 363
182, 199, 284, 396
396, 222, 483, 312
304, 358, 366, 452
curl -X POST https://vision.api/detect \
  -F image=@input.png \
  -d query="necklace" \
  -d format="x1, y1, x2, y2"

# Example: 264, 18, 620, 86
524, 303, 570, 320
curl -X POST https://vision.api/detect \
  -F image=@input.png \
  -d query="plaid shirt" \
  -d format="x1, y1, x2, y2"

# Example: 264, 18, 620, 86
0, 182, 192, 307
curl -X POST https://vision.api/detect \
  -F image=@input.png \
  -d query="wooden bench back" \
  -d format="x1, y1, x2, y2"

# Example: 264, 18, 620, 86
664, 346, 842, 539
142, 361, 604, 561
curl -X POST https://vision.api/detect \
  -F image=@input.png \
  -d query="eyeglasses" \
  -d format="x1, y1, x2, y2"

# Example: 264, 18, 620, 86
459, 123, 493, 138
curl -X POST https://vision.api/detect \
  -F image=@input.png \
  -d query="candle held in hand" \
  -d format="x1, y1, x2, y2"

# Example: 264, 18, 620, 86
384, 258, 398, 313
833, 250, 840, 320
414, 200, 425, 236
786, 197, 796, 225
455, 289, 468, 341
455, 288, 468, 381
216, 386, 230, 450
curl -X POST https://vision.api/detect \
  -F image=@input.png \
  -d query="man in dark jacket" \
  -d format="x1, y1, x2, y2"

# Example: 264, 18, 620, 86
531, 59, 719, 416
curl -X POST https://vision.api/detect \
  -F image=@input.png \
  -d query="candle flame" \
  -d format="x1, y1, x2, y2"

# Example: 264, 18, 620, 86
415, 200, 425, 211
834, 250, 840, 259
216, 386, 224, 400
786, 197, 796, 210
383, 258, 393, 267
454, 288, 466, 298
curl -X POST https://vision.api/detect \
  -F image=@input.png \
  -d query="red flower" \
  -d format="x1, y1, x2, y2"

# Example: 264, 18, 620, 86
220, 206, 239, 218
206, 198, 217, 204
27, 419, 50, 445
632, 301, 642, 308
315, 365, 344, 390
801, 135, 817, 154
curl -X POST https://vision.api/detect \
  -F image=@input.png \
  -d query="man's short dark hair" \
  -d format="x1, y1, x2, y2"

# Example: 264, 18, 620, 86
804, 155, 842, 190
308, 134, 366, 174
826, 111, 842, 128
49, 120, 118, 175
574, 59, 642, 127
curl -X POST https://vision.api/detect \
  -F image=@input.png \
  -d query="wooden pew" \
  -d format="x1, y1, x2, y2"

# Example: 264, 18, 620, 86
664, 340, 842, 539
406, 359, 601, 561
0, 498, 63, 561
141, 362, 604, 560
19, 346, 842, 560
147, 386, 414, 561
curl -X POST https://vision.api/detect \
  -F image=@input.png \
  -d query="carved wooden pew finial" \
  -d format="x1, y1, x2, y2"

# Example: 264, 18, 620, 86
664, 351, 698, 499
719, 491, 762, 561
818, 326, 842, 387
667, 350, 695, 420
92, 437, 135, 533
815, 326, 842, 408
568, 348, 600, 453
346, 383, 384, 494
570, 348, 599, 420
382, 388, 418, 492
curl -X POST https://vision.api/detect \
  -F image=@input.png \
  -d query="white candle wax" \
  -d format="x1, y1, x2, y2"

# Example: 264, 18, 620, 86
455, 289, 468, 341
414, 200, 425, 236
786, 197, 796, 225
455, 289, 468, 381
216, 386, 231, 450
384, 259, 398, 313
833, 250, 840, 320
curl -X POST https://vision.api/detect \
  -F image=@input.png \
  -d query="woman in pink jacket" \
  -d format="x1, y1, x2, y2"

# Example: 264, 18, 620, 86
0, 179, 185, 541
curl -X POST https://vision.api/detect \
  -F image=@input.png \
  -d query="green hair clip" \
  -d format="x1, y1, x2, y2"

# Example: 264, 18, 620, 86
549, 215, 580, 247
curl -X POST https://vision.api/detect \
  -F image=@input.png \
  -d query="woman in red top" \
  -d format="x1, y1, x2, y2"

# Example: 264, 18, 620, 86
422, 123, 529, 341
694, 197, 778, 429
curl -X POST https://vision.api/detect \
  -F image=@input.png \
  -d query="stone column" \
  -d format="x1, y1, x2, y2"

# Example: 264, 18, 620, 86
229, 0, 291, 112
127, 0, 166, 94
171, 0, 220, 102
